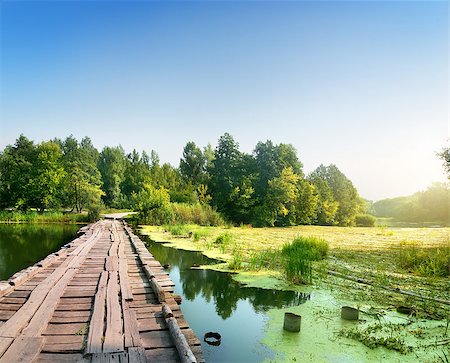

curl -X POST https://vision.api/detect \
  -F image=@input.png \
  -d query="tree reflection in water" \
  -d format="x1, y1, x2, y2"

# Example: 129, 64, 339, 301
140, 235, 310, 320
0, 224, 81, 280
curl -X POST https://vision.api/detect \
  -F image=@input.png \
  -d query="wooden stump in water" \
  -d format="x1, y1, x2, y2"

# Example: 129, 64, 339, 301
283, 312, 301, 332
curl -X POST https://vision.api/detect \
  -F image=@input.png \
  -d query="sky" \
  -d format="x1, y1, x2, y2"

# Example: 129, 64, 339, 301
0, 0, 448, 201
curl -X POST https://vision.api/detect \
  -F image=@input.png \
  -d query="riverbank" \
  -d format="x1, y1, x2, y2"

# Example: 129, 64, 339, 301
139, 224, 450, 362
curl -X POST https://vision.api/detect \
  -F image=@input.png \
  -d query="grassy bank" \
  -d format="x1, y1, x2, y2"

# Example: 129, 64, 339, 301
0, 210, 90, 223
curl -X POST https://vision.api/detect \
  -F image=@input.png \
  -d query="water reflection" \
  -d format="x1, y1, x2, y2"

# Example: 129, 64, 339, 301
140, 236, 309, 319
139, 233, 311, 362
0, 223, 81, 280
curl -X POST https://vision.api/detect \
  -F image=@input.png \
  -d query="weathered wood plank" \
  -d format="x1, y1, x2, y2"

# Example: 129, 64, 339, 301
128, 347, 147, 363
42, 335, 84, 353
34, 353, 89, 363
103, 271, 124, 353
91, 352, 128, 363
44, 323, 87, 336
122, 301, 141, 348
0, 337, 13, 357
0, 336, 43, 363
85, 271, 108, 354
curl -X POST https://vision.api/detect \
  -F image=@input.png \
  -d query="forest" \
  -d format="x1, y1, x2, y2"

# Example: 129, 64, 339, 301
0, 133, 448, 227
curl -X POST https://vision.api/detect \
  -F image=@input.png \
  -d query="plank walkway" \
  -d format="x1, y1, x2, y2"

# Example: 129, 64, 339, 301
0, 219, 204, 363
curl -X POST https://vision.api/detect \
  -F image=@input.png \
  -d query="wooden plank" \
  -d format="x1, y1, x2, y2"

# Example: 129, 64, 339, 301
34, 353, 89, 363
0, 310, 16, 321
0, 337, 13, 357
122, 301, 141, 348
42, 335, 84, 353
0, 297, 26, 305
128, 347, 147, 363
85, 271, 108, 354
56, 303, 92, 311
103, 272, 124, 353
0, 283, 13, 299
144, 347, 180, 363
91, 353, 128, 363
105, 257, 119, 272
44, 323, 87, 336
21, 267, 78, 337
0, 266, 70, 338
0, 336, 43, 363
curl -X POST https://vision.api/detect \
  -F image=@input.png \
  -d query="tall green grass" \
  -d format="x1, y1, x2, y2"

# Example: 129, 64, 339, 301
398, 241, 450, 277
0, 210, 89, 223
281, 236, 329, 284
171, 203, 225, 226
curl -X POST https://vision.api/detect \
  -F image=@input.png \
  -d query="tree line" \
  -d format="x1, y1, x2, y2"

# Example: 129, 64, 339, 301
0, 133, 367, 226
371, 183, 450, 224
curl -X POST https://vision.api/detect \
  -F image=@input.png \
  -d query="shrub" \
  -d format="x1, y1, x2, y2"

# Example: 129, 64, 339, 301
132, 184, 173, 225
355, 214, 377, 227
171, 203, 225, 226
281, 236, 329, 284
165, 224, 190, 236
398, 241, 450, 277
87, 205, 102, 222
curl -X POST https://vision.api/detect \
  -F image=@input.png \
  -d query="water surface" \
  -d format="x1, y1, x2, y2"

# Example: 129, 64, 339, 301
139, 233, 309, 363
0, 223, 81, 280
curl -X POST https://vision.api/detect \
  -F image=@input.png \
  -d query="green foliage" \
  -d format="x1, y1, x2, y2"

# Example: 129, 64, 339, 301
87, 204, 103, 222
0, 210, 89, 223
171, 203, 224, 226
398, 241, 450, 277
165, 224, 190, 236
309, 164, 363, 226
281, 236, 329, 284
439, 147, 450, 178
355, 214, 377, 227
0, 133, 366, 229
132, 184, 173, 225
373, 183, 450, 225
248, 249, 282, 270
214, 232, 233, 245
98, 146, 126, 208
179, 141, 207, 186
265, 167, 300, 226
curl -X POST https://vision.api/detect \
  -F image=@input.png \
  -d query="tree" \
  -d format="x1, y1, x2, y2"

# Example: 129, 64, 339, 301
439, 147, 450, 178
208, 133, 243, 217
308, 173, 338, 225
265, 167, 300, 226
0, 135, 35, 210
296, 178, 318, 225
309, 164, 362, 226
28, 141, 66, 212
132, 183, 173, 224
98, 146, 126, 207
180, 141, 206, 186
60, 136, 103, 213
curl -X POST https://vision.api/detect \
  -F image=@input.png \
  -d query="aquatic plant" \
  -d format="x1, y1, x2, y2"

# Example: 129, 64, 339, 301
398, 240, 450, 277
281, 236, 329, 284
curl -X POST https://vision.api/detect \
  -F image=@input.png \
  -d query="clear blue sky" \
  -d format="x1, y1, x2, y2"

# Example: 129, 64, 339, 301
0, 1, 448, 201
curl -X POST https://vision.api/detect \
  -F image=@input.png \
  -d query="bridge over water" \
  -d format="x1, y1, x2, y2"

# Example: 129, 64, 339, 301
0, 219, 203, 363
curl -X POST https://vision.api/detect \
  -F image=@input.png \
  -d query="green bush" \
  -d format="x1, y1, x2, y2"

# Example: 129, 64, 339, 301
132, 184, 173, 225
398, 241, 450, 277
355, 214, 377, 227
87, 205, 102, 222
171, 203, 224, 226
165, 224, 190, 236
281, 236, 329, 284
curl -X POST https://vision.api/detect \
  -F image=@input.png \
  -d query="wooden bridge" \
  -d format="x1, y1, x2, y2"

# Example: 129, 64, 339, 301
0, 219, 204, 363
